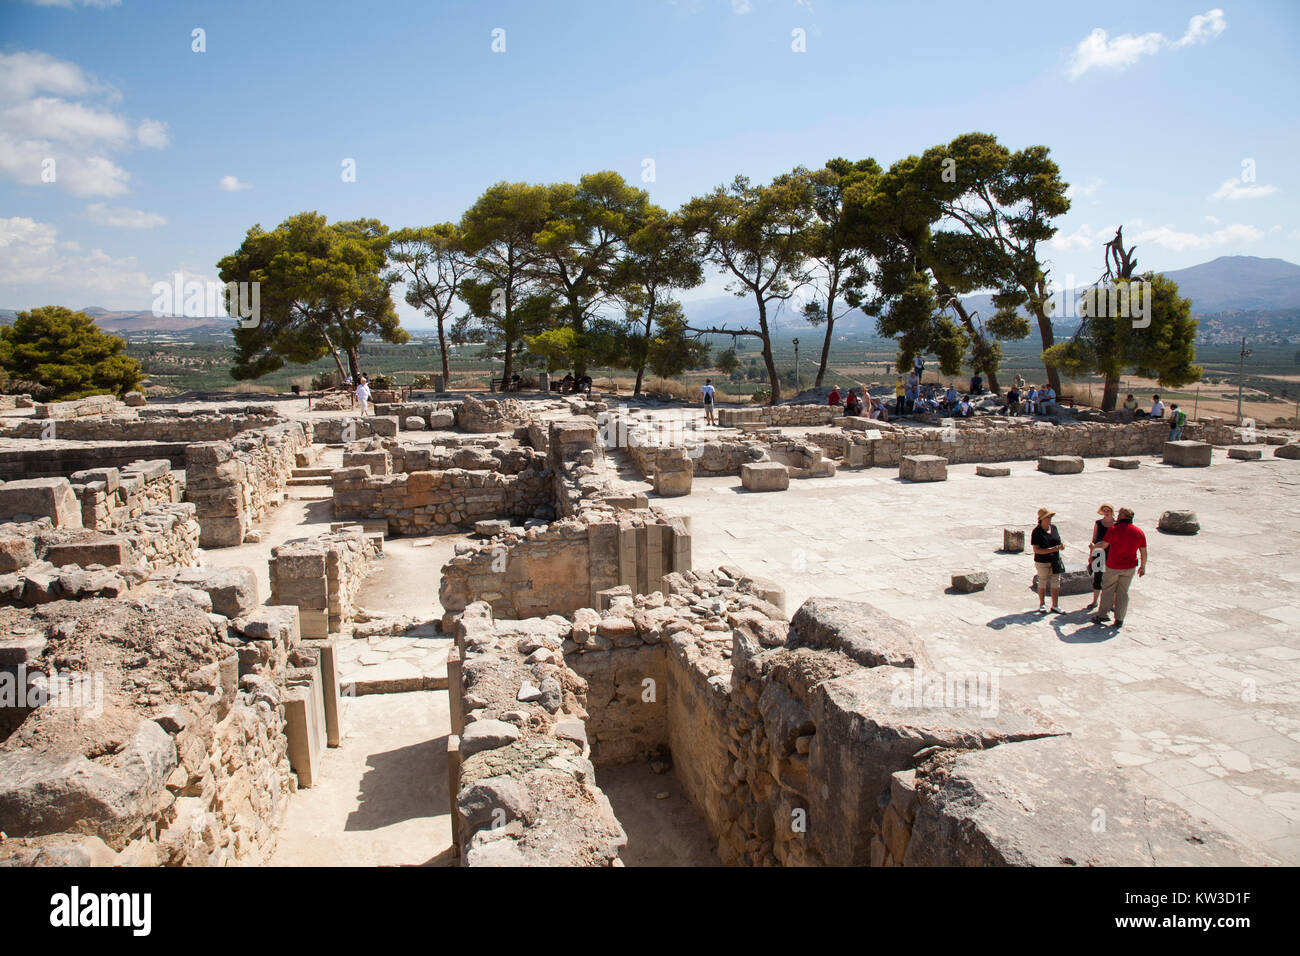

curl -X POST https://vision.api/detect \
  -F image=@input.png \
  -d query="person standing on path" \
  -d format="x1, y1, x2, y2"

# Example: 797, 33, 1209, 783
1090, 507, 1148, 629
355, 374, 372, 416
1031, 507, 1065, 614
1169, 403, 1187, 440
1086, 503, 1116, 610
701, 378, 716, 426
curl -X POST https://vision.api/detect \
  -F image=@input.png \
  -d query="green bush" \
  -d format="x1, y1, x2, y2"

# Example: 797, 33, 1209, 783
0, 306, 142, 400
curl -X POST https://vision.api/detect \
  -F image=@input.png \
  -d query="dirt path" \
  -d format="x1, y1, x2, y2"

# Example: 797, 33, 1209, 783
266, 691, 455, 867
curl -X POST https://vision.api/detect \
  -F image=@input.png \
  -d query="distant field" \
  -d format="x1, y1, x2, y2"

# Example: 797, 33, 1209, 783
127, 332, 1300, 425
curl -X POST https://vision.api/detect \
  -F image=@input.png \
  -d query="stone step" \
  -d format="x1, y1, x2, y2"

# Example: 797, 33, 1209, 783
286, 475, 332, 486
292, 467, 335, 478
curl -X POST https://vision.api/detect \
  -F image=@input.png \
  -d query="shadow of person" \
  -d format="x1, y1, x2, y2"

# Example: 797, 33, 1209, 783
1055, 619, 1119, 644
986, 610, 1050, 630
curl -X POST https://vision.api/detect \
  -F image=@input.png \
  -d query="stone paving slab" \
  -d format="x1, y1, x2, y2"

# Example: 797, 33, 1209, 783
337, 633, 451, 695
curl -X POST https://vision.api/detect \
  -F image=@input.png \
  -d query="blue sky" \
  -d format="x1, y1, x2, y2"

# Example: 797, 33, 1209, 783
1, 0, 1297, 327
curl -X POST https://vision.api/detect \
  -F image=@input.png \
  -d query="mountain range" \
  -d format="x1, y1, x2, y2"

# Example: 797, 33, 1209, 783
3, 255, 1299, 340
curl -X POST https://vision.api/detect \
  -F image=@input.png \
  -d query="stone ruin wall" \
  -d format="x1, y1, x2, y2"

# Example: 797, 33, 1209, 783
1, 405, 285, 444
439, 510, 692, 624
0, 593, 313, 866
331, 463, 552, 536
444, 572, 1262, 867
185, 420, 312, 547
269, 528, 383, 640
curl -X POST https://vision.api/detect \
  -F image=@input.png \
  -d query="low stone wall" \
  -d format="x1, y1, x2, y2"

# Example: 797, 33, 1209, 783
332, 464, 551, 535
720, 405, 841, 428
3, 408, 284, 443
455, 395, 530, 434
439, 510, 692, 622
186, 420, 312, 547
450, 603, 625, 866
269, 528, 382, 639
69, 459, 182, 530
0, 597, 305, 866
0, 441, 191, 480
32, 394, 125, 420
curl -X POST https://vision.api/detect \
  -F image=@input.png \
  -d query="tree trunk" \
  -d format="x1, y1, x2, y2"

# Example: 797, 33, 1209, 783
814, 288, 836, 388
571, 300, 587, 379
1102, 373, 1120, 412
986, 370, 1001, 394
757, 297, 780, 404
1032, 281, 1062, 393
437, 315, 450, 382
502, 339, 514, 388
346, 348, 361, 383
634, 364, 646, 396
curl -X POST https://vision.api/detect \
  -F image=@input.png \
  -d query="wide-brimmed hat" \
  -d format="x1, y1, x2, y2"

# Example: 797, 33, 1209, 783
1037, 507, 1055, 521
1098, 503, 1115, 515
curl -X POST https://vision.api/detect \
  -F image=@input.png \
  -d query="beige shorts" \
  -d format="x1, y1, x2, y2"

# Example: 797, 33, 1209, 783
1035, 561, 1060, 591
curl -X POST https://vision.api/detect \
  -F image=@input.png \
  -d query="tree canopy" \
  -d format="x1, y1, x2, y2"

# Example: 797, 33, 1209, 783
0, 306, 142, 400
217, 211, 407, 383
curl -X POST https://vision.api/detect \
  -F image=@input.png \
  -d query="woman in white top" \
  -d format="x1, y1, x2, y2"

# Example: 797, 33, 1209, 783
355, 376, 372, 415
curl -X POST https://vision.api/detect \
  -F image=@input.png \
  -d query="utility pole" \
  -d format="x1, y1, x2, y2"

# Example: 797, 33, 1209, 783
792, 338, 800, 392
1236, 336, 1252, 425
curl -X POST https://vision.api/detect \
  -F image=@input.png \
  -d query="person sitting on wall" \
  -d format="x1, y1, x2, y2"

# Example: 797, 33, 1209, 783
845, 389, 863, 416
578, 374, 593, 395
1003, 384, 1021, 416
943, 383, 959, 411
509, 373, 522, 392
560, 372, 574, 393
957, 394, 973, 418
828, 386, 842, 407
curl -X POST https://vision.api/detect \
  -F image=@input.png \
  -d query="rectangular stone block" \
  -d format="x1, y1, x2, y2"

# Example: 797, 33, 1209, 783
1109, 457, 1140, 469
1002, 529, 1025, 553
1037, 455, 1084, 474
899, 455, 947, 482
1162, 441, 1212, 467
1227, 447, 1262, 461
0, 478, 83, 528
975, 464, 1010, 477
44, 537, 132, 568
741, 461, 790, 491
283, 670, 326, 788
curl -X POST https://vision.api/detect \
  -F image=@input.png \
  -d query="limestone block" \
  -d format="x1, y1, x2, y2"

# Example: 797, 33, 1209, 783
1274, 443, 1300, 459
428, 410, 455, 429
368, 416, 400, 438
1162, 441, 1211, 467
654, 467, 693, 497
950, 570, 988, 593
975, 465, 1010, 477
906, 736, 1262, 866
1227, 447, 1262, 461
45, 536, 132, 569
175, 566, 260, 618
1157, 510, 1200, 535
1002, 529, 1025, 553
123, 391, 147, 407
474, 519, 512, 537
899, 455, 947, 482
403, 416, 427, 431
1037, 455, 1084, 474
283, 672, 326, 788
1027, 567, 1091, 596
741, 461, 790, 492
1109, 457, 1140, 469
789, 597, 928, 669
0, 478, 83, 528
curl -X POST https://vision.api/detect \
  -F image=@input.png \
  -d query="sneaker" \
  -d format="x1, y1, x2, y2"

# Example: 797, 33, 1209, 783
1037, 605, 1048, 614
1085, 600, 1097, 610
1049, 606, 1063, 614
1090, 614, 1110, 625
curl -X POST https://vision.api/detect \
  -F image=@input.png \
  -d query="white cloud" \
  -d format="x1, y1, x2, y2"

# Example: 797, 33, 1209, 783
1205, 215, 1221, 225
136, 118, 170, 149
219, 174, 250, 192
84, 202, 166, 229
1065, 178, 1102, 201
1210, 178, 1279, 200
1044, 223, 1114, 253
1174, 8, 1226, 47
0, 50, 167, 197
1133, 221, 1262, 253
0, 216, 151, 307
1068, 9, 1226, 78
731, 0, 752, 14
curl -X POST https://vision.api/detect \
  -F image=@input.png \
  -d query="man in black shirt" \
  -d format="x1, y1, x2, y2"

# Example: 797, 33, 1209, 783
1031, 507, 1064, 613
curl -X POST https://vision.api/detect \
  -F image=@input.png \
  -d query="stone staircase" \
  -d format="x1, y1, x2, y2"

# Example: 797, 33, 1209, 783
286, 466, 334, 499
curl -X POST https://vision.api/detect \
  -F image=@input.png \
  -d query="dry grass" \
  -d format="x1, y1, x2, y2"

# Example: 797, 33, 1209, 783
643, 376, 748, 404
229, 381, 277, 395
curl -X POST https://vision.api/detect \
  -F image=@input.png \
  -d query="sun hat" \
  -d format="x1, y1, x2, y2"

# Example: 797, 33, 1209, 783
1037, 507, 1055, 521
1098, 503, 1115, 515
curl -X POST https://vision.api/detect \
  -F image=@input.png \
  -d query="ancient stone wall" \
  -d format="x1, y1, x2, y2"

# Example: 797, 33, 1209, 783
720, 405, 842, 428
269, 528, 382, 639
0, 597, 305, 866
439, 510, 692, 622
2, 408, 284, 443
185, 420, 312, 547
450, 603, 625, 866
331, 464, 551, 535
68, 459, 182, 530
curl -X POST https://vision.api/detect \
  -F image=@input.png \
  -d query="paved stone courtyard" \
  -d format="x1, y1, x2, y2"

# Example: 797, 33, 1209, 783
659, 451, 1300, 864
